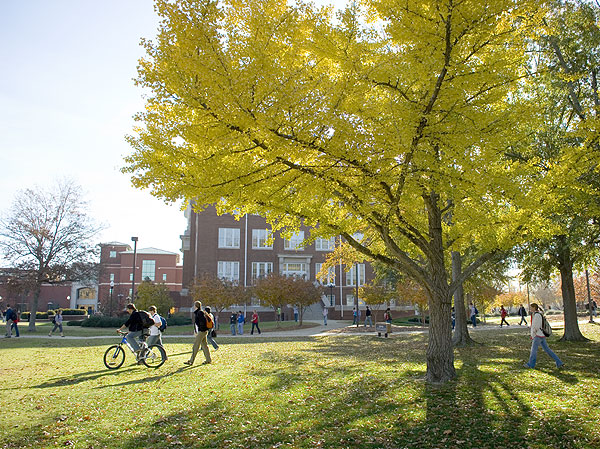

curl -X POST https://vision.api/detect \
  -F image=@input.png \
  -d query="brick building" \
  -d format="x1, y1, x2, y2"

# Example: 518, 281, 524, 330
97, 242, 183, 314
180, 204, 384, 320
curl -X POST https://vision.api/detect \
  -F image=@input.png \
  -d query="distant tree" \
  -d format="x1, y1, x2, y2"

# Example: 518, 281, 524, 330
190, 274, 251, 328
135, 280, 173, 316
491, 291, 528, 313
288, 276, 323, 326
359, 282, 395, 323
0, 180, 101, 331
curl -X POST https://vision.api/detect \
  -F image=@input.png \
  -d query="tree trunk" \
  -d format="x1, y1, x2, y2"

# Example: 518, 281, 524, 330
425, 192, 456, 383
451, 251, 475, 346
27, 283, 41, 332
556, 238, 587, 341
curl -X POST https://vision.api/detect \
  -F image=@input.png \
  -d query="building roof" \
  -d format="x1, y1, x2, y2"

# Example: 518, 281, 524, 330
120, 247, 179, 256
101, 241, 130, 247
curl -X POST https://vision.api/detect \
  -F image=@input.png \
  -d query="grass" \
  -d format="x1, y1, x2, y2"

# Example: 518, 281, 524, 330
1, 323, 600, 448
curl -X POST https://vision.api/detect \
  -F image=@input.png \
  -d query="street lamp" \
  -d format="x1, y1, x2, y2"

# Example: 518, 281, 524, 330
109, 281, 114, 317
131, 237, 138, 302
328, 283, 334, 308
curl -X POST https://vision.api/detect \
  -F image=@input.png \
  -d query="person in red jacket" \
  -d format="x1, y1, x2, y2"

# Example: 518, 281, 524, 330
251, 311, 261, 335
500, 305, 510, 327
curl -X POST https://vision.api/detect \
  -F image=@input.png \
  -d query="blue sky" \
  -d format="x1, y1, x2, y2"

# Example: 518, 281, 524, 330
0, 0, 187, 256
0, 0, 347, 260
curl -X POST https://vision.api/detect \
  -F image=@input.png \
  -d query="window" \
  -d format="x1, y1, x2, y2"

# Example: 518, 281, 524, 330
346, 294, 366, 307
77, 288, 95, 300
218, 228, 240, 248
315, 263, 335, 285
282, 262, 307, 278
129, 273, 133, 281
346, 264, 365, 286
315, 237, 335, 251
129, 288, 133, 298
284, 231, 304, 250
252, 262, 273, 280
109, 250, 117, 258
162, 273, 167, 281
142, 260, 156, 281
252, 229, 273, 249
218, 261, 239, 281
109, 273, 115, 282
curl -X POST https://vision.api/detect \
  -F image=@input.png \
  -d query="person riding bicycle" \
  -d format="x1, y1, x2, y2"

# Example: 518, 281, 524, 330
117, 303, 148, 362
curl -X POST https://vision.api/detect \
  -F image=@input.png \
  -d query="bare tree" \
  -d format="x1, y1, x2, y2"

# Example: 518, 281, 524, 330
0, 180, 102, 331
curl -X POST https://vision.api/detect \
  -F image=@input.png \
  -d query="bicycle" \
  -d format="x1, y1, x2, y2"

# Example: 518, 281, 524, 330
103, 330, 167, 369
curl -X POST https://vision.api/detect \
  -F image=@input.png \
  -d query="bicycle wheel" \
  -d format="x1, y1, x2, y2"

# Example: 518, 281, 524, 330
103, 345, 125, 369
143, 344, 167, 368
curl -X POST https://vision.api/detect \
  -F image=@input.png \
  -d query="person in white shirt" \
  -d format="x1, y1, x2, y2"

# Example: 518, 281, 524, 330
523, 303, 563, 369
147, 306, 166, 359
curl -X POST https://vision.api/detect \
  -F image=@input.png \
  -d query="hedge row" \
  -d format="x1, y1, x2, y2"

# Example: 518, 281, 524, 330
20, 309, 88, 320
76, 315, 193, 328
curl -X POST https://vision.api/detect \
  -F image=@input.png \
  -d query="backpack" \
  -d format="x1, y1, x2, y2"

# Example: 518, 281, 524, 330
474, 306, 479, 316
539, 312, 552, 337
158, 315, 167, 333
140, 311, 155, 329
51, 314, 56, 324
204, 312, 214, 329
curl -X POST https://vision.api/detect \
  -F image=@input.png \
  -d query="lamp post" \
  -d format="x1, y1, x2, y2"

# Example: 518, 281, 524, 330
328, 283, 334, 308
131, 237, 138, 302
586, 269, 594, 323
109, 281, 114, 317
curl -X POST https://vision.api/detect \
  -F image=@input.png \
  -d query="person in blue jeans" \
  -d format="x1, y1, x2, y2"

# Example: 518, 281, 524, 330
229, 312, 237, 335
524, 303, 564, 369
237, 311, 245, 335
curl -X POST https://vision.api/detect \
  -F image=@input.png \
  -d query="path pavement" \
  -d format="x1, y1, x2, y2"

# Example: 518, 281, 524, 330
4, 318, 594, 340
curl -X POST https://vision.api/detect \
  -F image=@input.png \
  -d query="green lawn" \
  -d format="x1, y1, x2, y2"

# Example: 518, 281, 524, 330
1, 324, 599, 448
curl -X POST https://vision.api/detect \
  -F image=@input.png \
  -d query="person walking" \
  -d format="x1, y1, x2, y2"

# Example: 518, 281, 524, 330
251, 310, 261, 335
323, 307, 328, 325
11, 309, 20, 338
237, 311, 245, 335
517, 304, 528, 325
147, 306, 167, 359
205, 306, 219, 350
352, 307, 357, 325
523, 303, 564, 369
469, 303, 478, 327
230, 312, 237, 335
364, 306, 373, 328
500, 305, 510, 327
4, 304, 17, 338
185, 301, 212, 366
384, 308, 393, 334
48, 309, 64, 337
293, 306, 299, 323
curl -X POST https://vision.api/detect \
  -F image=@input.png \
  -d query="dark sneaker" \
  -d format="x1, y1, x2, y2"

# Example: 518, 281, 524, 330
183, 360, 193, 366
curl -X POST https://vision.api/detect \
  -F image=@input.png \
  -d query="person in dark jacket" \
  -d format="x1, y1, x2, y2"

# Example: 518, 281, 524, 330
185, 301, 211, 365
518, 304, 528, 325
117, 304, 146, 359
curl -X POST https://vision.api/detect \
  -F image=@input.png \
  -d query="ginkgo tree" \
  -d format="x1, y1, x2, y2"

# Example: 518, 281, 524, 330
125, 0, 545, 383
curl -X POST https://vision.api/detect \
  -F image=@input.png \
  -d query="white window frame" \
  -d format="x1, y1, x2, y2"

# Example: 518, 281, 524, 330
282, 262, 307, 278
251, 262, 273, 280
109, 273, 115, 282
218, 228, 240, 249
141, 260, 156, 281
315, 237, 335, 251
346, 264, 365, 286
109, 250, 117, 258
284, 231, 304, 251
315, 263, 335, 285
218, 261, 240, 282
162, 273, 167, 281
252, 229, 273, 249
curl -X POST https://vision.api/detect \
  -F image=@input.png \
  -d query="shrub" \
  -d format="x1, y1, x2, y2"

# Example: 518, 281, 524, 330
407, 316, 430, 324
66, 321, 83, 326
60, 308, 87, 315
81, 316, 127, 328
20, 312, 50, 320
167, 315, 192, 326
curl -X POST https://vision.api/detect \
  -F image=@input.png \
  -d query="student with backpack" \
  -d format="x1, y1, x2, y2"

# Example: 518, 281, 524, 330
147, 306, 168, 360
523, 303, 564, 370
4, 305, 18, 338
205, 306, 219, 350
517, 304, 528, 325
48, 309, 64, 337
117, 304, 154, 362
184, 301, 212, 366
